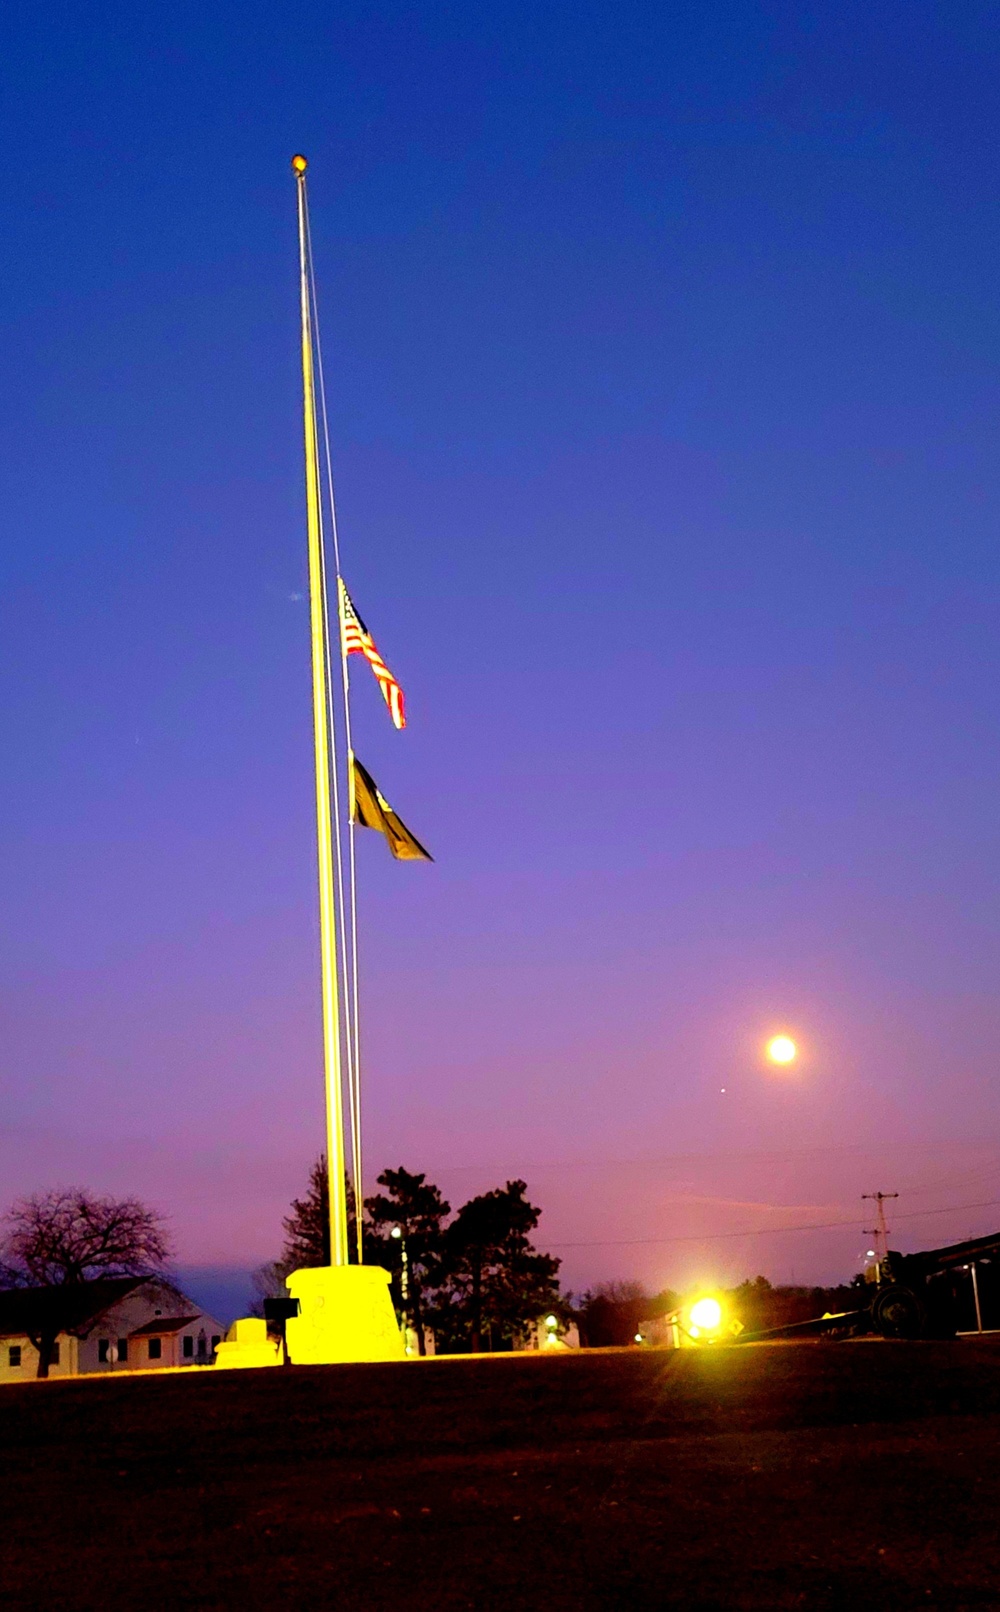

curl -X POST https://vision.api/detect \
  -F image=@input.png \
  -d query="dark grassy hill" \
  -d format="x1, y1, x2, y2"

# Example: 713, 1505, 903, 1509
4, 1340, 1000, 1609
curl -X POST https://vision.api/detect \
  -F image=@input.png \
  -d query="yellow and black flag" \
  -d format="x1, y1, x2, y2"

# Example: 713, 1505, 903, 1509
349, 754, 433, 862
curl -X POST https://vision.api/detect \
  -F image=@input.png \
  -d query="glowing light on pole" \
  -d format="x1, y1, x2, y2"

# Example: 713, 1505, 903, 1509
688, 1296, 723, 1332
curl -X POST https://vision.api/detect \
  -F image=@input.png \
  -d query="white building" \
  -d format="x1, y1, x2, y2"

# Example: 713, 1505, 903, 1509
0, 1276, 224, 1383
516, 1315, 581, 1351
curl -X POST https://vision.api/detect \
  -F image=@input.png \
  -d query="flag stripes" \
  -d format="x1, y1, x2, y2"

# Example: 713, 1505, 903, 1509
338, 578, 406, 729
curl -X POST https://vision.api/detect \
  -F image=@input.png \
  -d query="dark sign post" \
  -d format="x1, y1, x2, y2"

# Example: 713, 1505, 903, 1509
263, 1297, 301, 1365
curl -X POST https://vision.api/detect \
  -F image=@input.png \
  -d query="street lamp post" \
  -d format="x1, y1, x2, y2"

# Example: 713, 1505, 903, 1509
391, 1226, 411, 1351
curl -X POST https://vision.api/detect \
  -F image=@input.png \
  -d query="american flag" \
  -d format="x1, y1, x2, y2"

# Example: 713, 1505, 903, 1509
338, 578, 406, 730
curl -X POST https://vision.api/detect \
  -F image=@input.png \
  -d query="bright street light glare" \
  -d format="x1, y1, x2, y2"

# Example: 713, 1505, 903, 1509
766, 1034, 797, 1065
688, 1297, 723, 1332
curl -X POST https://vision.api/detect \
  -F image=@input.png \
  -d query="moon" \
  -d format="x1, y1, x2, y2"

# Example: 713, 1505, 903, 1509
766, 1034, 797, 1065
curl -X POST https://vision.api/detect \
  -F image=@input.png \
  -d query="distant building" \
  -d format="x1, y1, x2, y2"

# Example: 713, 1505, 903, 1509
634, 1312, 677, 1348
515, 1316, 581, 1351
0, 1276, 223, 1383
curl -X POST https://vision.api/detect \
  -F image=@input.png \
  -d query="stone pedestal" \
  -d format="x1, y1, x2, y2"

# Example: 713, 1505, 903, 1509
213, 1316, 281, 1370
284, 1265, 404, 1365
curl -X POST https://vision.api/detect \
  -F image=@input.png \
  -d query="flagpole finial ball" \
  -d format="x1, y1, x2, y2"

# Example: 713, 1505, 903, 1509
292, 154, 308, 177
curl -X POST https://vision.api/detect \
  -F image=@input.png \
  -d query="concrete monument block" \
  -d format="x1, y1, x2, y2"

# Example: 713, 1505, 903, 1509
284, 1265, 404, 1365
213, 1316, 281, 1370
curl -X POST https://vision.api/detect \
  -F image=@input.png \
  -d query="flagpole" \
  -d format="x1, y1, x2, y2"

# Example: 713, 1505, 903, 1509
216, 159, 406, 1367
303, 222, 366, 1267
293, 154, 349, 1268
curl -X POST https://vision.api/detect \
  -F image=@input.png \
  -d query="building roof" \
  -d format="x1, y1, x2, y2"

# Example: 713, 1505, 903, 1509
0, 1277, 145, 1339
129, 1315, 201, 1337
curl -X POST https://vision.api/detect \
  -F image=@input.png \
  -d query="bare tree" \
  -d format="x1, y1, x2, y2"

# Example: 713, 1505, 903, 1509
1, 1189, 171, 1377
2, 1188, 171, 1286
249, 1260, 291, 1318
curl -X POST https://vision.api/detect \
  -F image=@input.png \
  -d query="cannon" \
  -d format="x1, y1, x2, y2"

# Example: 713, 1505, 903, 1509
741, 1228, 1000, 1343
860, 1228, 1000, 1339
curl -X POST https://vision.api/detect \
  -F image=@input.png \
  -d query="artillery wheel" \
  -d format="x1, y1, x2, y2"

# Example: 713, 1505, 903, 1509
872, 1285, 924, 1339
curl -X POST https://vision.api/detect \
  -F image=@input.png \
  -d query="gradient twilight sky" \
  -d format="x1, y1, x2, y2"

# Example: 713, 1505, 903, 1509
4, 1, 1000, 1301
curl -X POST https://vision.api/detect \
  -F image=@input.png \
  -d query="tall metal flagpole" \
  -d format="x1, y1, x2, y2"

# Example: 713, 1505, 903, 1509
302, 173, 365, 1265
213, 159, 405, 1367
293, 153, 349, 1267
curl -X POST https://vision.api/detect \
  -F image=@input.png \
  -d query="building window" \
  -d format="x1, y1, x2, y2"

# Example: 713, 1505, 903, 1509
148, 1337, 162, 1361
196, 1334, 206, 1357
211, 1335, 220, 1353
117, 1337, 128, 1363
98, 1339, 110, 1363
183, 1335, 193, 1358
49, 1342, 60, 1365
8, 1345, 21, 1368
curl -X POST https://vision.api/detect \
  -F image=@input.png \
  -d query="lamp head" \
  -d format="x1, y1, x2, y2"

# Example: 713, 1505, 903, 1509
687, 1296, 723, 1333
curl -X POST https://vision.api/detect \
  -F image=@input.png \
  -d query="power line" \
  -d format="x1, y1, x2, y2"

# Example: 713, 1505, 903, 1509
548, 1194, 1000, 1249
425, 1139, 1000, 1182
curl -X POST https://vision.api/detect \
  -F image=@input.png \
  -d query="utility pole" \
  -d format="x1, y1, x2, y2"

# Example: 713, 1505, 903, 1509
863, 1191, 899, 1273
969, 1261, 984, 1333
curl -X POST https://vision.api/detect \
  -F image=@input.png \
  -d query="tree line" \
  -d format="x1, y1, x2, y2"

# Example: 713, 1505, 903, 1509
0, 1166, 565, 1361
575, 1273, 866, 1346
255, 1159, 564, 1354
3, 1181, 851, 1364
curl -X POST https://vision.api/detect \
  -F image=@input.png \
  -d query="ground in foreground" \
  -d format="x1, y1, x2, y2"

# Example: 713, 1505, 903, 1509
3, 1338, 1000, 1610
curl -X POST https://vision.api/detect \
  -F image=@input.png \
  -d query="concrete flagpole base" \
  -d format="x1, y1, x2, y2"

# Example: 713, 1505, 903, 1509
213, 1317, 283, 1369
284, 1265, 405, 1365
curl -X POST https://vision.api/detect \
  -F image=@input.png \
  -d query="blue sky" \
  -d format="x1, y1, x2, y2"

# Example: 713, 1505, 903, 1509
3, 1, 1000, 1295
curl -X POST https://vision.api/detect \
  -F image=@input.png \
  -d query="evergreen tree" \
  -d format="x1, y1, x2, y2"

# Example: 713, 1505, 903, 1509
265, 1162, 564, 1356
279, 1155, 361, 1269
365, 1167, 450, 1354
434, 1179, 561, 1352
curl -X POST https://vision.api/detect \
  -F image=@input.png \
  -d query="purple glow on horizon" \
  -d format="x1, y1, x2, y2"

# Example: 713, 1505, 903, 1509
3, 4, 1000, 1295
